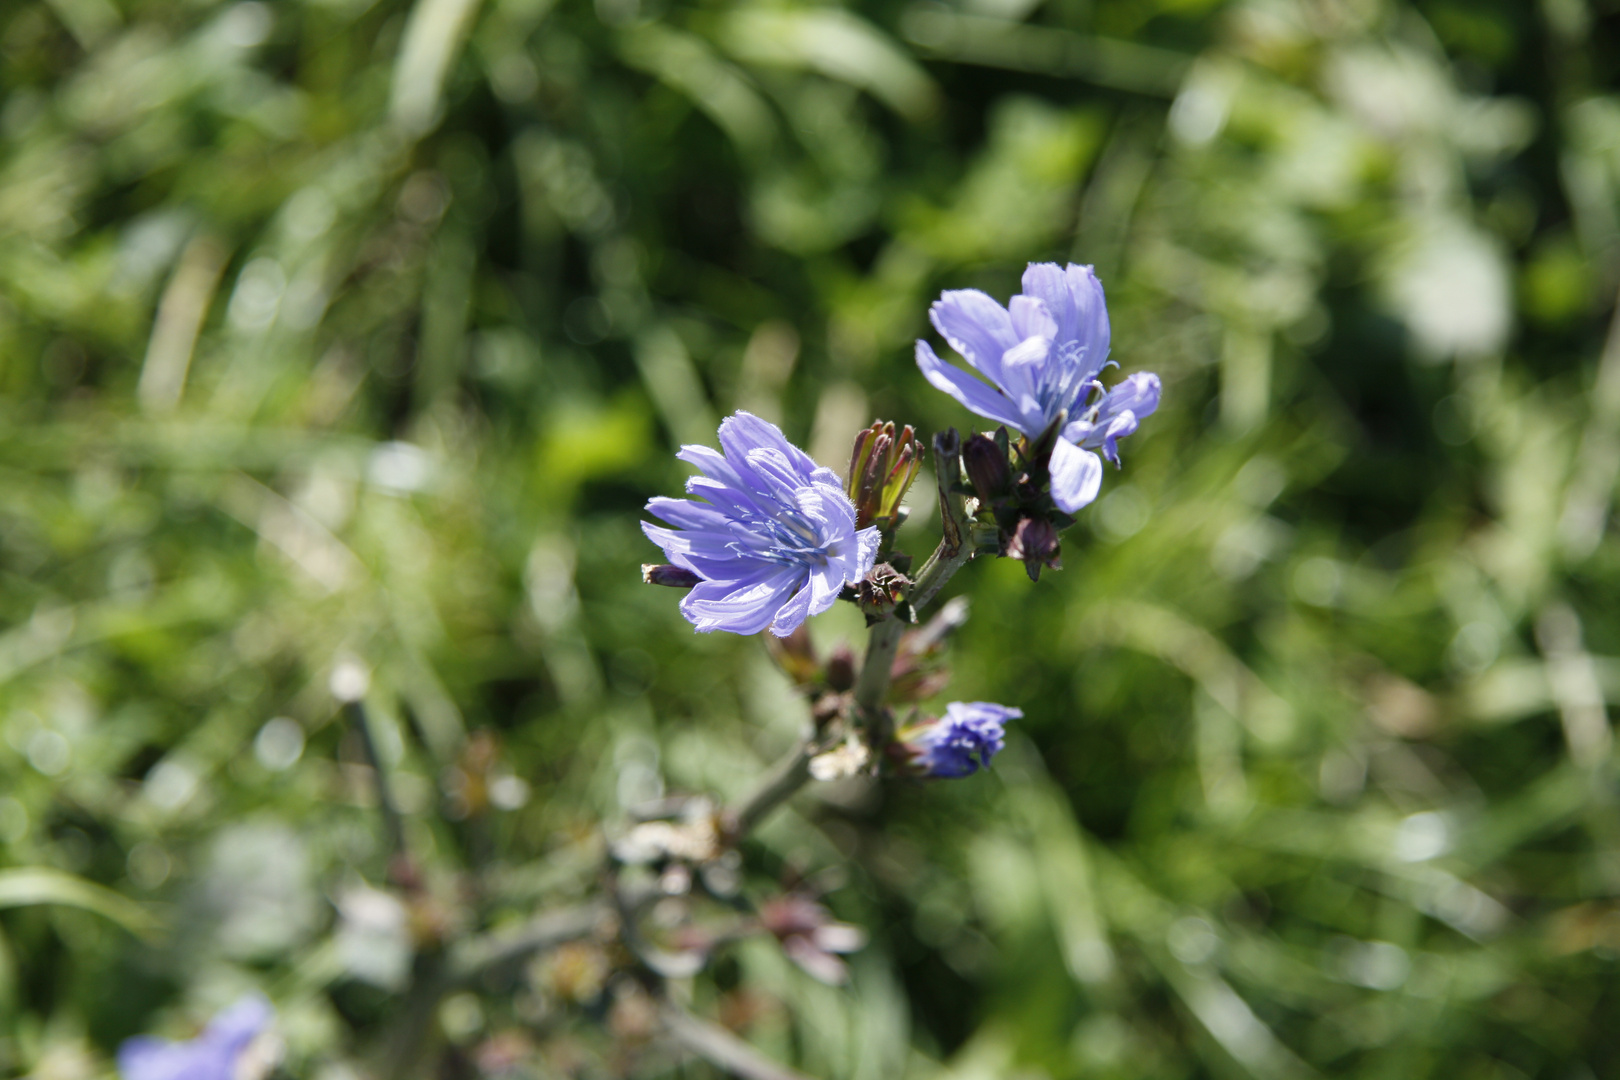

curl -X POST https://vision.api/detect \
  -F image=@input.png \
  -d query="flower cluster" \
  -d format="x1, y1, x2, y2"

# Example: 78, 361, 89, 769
915, 262, 1159, 513
641, 261, 1156, 783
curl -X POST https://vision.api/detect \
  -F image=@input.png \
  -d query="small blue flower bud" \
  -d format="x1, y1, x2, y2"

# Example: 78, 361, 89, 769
897, 701, 1021, 778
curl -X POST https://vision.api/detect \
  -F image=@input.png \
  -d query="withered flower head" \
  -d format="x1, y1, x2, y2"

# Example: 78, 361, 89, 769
759, 895, 866, 985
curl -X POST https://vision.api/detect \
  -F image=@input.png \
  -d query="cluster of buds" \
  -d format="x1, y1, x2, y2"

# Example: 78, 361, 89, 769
962, 427, 1069, 582
846, 421, 923, 534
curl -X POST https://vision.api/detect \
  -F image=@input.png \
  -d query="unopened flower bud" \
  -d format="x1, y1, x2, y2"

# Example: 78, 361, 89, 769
895, 701, 1020, 778
962, 433, 1011, 503
766, 624, 820, 687
642, 563, 701, 588
846, 420, 923, 531
1005, 517, 1061, 582
825, 644, 856, 692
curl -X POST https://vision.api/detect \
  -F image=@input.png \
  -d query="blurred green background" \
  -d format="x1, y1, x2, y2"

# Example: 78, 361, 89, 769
4, 0, 1620, 1076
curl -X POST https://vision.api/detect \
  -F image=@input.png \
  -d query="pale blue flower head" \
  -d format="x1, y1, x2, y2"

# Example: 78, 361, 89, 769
118, 995, 273, 1080
915, 262, 1160, 513
906, 701, 1021, 778
643, 412, 881, 637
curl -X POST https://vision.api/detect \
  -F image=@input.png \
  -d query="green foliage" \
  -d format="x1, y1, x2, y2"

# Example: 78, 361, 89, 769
2, 0, 1619, 1077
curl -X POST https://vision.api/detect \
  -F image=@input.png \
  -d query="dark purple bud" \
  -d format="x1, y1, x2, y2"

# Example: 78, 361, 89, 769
825, 644, 856, 692
1005, 517, 1062, 582
642, 563, 701, 588
962, 433, 1011, 503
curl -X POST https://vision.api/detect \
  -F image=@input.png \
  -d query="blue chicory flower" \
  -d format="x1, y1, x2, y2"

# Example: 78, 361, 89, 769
915, 262, 1160, 513
643, 412, 881, 637
905, 701, 1021, 778
118, 995, 273, 1080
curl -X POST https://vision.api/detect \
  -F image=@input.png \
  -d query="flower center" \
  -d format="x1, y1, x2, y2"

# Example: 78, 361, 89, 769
1032, 340, 1101, 422
738, 500, 831, 568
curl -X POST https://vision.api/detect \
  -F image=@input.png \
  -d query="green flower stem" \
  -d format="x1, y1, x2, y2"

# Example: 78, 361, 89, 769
727, 740, 814, 839
853, 615, 906, 751
906, 429, 973, 615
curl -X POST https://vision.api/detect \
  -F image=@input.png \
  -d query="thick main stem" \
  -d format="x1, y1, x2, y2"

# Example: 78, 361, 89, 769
853, 616, 905, 751
724, 609, 905, 838
908, 535, 973, 615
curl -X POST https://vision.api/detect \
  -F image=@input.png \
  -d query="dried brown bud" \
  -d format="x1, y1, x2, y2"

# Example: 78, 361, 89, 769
857, 562, 912, 612
760, 894, 866, 985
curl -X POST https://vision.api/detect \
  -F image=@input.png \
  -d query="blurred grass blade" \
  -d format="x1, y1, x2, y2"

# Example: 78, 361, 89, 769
1558, 287, 1620, 557
138, 233, 229, 415
1073, 600, 1293, 740
0, 868, 157, 939
1008, 776, 1115, 984
392, 0, 487, 135
1161, 963, 1317, 1080
717, 9, 938, 121
619, 25, 777, 158
219, 474, 367, 593
417, 228, 477, 407
634, 325, 717, 448
41, 0, 120, 49
0, 924, 14, 1015
898, 8, 1189, 96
